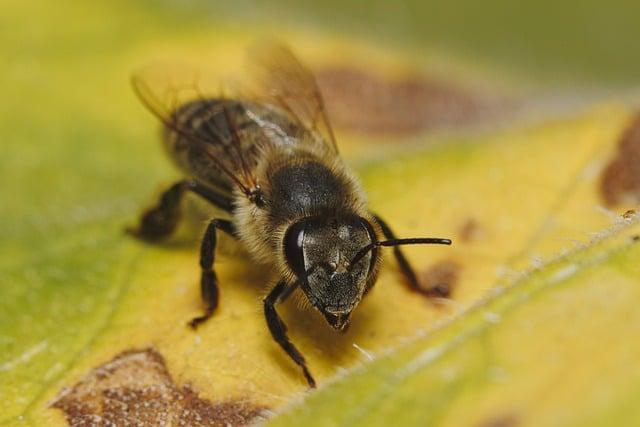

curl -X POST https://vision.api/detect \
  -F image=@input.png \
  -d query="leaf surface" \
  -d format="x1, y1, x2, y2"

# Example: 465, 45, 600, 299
1, 1, 639, 426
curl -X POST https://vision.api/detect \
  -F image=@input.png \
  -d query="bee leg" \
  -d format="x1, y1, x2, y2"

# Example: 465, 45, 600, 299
188, 218, 236, 329
373, 214, 449, 298
128, 179, 232, 241
264, 281, 316, 388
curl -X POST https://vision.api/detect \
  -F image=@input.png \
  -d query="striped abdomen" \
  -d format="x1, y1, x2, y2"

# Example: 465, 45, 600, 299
164, 98, 307, 195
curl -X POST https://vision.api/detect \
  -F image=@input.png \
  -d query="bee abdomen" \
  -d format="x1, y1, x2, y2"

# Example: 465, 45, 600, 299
163, 99, 260, 193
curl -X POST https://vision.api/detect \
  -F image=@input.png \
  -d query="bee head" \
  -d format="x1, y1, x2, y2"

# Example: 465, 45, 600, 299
283, 215, 377, 331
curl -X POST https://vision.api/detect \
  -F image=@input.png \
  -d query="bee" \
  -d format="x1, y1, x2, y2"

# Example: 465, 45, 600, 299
128, 43, 451, 387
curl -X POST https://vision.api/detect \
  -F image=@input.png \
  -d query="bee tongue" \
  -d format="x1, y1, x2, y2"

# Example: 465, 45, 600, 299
324, 311, 351, 332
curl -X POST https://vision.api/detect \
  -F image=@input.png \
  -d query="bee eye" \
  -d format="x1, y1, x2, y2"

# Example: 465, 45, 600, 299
284, 221, 307, 276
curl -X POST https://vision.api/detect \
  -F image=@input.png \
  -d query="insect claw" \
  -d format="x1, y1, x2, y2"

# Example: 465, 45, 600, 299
187, 315, 207, 330
303, 367, 317, 388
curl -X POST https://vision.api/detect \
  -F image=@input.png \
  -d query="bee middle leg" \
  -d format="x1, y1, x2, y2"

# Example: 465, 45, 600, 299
128, 179, 232, 241
373, 214, 449, 298
188, 218, 236, 329
264, 281, 316, 388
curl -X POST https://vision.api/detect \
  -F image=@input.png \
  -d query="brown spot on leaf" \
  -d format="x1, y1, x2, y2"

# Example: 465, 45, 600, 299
51, 348, 267, 426
600, 114, 640, 206
623, 209, 637, 220
419, 259, 462, 298
316, 66, 514, 135
458, 218, 483, 242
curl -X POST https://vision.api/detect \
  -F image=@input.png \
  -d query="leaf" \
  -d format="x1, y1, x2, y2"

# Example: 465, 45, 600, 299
2, 1, 640, 426
268, 213, 640, 427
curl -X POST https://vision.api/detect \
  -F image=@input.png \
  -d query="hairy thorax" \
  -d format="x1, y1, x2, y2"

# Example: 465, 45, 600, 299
233, 144, 368, 277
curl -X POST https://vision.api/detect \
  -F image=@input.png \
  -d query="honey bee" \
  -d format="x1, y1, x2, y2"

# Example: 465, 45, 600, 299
128, 43, 451, 387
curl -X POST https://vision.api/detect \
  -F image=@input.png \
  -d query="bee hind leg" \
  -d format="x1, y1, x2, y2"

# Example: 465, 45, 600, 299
373, 214, 450, 298
128, 179, 232, 241
188, 218, 236, 329
264, 281, 316, 388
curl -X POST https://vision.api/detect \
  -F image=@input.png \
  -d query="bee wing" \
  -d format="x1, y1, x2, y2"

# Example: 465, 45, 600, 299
246, 42, 339, 153
131, 63, 258, 195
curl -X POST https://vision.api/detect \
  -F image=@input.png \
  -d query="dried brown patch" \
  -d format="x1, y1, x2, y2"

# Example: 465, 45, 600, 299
458, 218, 483, 242
51, 348, 267, 427
476, 413, 519, 427
419, 259, 462, 298
600, 114, 640, 206
316, 66, 514, 135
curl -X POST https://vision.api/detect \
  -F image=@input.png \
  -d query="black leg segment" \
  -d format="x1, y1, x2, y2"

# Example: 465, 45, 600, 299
128, 179, 233, 241
264, 281, 316, 388
188, 218, 236, 329
373, 214, 449, 298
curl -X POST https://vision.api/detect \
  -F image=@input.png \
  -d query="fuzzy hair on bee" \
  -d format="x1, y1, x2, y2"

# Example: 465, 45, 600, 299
128, 42, 451, 388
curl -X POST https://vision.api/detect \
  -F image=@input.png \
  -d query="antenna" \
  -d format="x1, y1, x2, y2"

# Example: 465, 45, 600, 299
350, 237, 452, 267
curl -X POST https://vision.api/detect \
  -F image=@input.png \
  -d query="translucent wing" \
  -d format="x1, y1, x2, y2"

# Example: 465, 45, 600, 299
247, 42, 339, 153
131, 62, 259, 197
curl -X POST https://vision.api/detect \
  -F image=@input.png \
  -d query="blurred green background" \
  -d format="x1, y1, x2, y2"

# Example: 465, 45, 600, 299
180, 0, 640, 85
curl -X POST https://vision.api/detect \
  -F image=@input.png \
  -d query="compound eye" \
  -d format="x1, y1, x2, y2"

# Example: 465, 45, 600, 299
284, 221, 306, 276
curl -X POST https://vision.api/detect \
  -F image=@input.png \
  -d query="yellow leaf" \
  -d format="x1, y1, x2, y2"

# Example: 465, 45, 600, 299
268, 211, 640, 427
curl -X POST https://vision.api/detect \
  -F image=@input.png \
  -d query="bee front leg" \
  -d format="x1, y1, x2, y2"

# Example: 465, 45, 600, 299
264, 281, 316, 388
188, 218, 236, 329
128, 179, 232, 241
373, 214, 449, 298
